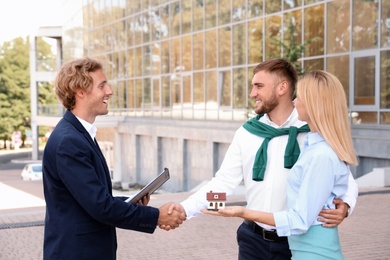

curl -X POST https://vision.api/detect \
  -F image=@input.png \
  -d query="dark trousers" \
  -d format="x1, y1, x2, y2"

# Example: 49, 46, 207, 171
237, 222, 292, 260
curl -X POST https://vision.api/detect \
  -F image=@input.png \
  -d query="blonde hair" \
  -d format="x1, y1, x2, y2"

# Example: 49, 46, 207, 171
297, 70, 358, 166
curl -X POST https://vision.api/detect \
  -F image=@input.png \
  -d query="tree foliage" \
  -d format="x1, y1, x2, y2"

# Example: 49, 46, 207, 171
0, 36, 57, 148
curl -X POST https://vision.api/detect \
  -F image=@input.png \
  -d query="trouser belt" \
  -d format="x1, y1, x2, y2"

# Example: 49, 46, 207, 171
243, 220, 287, 242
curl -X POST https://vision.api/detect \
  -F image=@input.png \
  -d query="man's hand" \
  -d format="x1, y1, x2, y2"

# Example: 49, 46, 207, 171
158, 202, 186, 231
318, 198, 349, 228
136, 194, 150, 206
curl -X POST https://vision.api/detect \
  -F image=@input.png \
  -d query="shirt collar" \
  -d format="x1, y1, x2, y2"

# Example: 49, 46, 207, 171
304, 132, 324, 148
75, 116, 97, 140
260, 108, 297, 128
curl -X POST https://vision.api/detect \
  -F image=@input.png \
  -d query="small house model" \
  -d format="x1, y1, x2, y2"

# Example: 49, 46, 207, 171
206, 191, 226, 211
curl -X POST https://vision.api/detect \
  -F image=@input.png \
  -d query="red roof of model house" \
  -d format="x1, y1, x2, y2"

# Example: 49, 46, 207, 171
206, 191, 226, 201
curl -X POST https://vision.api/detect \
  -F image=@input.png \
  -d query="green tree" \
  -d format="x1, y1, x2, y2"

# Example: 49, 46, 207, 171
0, 36, 57, 148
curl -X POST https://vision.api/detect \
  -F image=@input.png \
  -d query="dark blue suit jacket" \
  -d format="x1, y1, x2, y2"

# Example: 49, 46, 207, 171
42, 110, 159, 259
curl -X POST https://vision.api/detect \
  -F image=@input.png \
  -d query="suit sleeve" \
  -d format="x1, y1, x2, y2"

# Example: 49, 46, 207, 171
56, 135, 159, 233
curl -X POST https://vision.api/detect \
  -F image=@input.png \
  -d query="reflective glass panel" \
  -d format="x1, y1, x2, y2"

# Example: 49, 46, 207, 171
352, 0, 378, 50
233, 68, 247, 109
219, 70, 231, 107
218, 0, 231, 25
381, 0, 390, 47
304, 5, 324, 57
350, 112, 377, 124
193, 0, 204, 31
327, 0, 350, 54
265, 0, 281, 14
327, 55, 350, 106
380, 50, 390, 108
218, 27, 232, 67
182, 0, 192, 34
354, 56, 375, 105
193, 32, 204, 70
182, 35, 192, 72
233, 0, 246, 21
247, 0, 263, 18
265, 15, 282, 59
205, 0, 217, 28
205, 30, 217, 68
233, 23, 246, 65
248, 19, 263, 64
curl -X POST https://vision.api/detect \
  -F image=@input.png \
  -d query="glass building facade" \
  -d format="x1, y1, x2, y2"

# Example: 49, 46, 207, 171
59, 0, 390, 125
44, 0, 390, 190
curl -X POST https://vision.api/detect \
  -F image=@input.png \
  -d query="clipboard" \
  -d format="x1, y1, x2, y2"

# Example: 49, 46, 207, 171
125, 168, 170, 204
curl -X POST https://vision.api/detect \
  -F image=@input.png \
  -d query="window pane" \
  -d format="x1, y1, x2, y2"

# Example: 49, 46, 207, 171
135, 79, 142, 109
143, 78, 151, 109
380, 50, 390, 108
206, 71, 217, 107
233, 23, 246, 65
171, 2, 181, 36
162, 76, 171, 108
326, 56, 350, 106
351, 111, 377, 124
233, 68, 247, 109
380, 112, 390, 125
134, 47, 142, 76
205, 0, 216, 28
265, 0, 281, 14
151, 8, 160, 41
193, 32, 204, 70
304, 58, 323, 73
219, 70, 231, 107
283, 10, 303, 74
219, 27, 232, 67
193, 0, 204, 31
205, 30, 217, 68
152, 78, 160, 108
233, 0, 247, 21
352, 0, 378, 50
194, 72, 204, 104
127, 80, 134, 109
143, 46, 151, 75
381, 1, 390, 47
127, 48, 135, 77
152, 44, 160, 74
248, 19, 263, 64
161, 40, 170, 74
182, 35, 192, 71
327, 0, 350, 54
284, 0, 301, 10
247, 0, 263, 18
171, 38, 181, 73
304, 5, 324, 56
265, 15, 282, 59
161, 5, 171, 39
218, 0, 231, 25
182, 0, 192, 34
354, 56, 375, 105
183, 75, 192, 104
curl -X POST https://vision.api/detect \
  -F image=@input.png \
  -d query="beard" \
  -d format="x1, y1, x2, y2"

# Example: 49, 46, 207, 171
254, 90, 279, 114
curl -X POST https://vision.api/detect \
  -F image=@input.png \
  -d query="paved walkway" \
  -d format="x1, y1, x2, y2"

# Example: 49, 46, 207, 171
0, 184, 390, 260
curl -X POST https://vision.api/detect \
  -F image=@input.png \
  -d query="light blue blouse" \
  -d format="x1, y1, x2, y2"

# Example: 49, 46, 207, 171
274, 132, 349, 236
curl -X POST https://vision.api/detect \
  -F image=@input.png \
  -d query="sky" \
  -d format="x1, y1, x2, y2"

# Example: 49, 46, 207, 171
0, 0, 62, 44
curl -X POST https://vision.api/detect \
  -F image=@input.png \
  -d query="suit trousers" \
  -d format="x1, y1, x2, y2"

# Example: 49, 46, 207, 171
237, 222, 292, 260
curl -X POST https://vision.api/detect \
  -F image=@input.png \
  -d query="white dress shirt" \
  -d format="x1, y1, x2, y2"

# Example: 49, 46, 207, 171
181, 109, 358, 230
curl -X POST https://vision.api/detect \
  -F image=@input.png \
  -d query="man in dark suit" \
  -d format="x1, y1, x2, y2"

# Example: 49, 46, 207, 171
42, 57, 186, 260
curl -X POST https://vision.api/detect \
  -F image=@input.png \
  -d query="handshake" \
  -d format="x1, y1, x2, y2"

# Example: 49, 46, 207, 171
157, 202, 186, 231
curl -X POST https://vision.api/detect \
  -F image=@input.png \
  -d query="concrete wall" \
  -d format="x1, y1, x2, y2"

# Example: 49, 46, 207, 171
95, 119, 390, 193
97, 118, 242, 192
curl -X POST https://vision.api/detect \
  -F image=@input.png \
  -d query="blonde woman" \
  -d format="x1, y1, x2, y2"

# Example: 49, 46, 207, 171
202, 70, 358, 260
